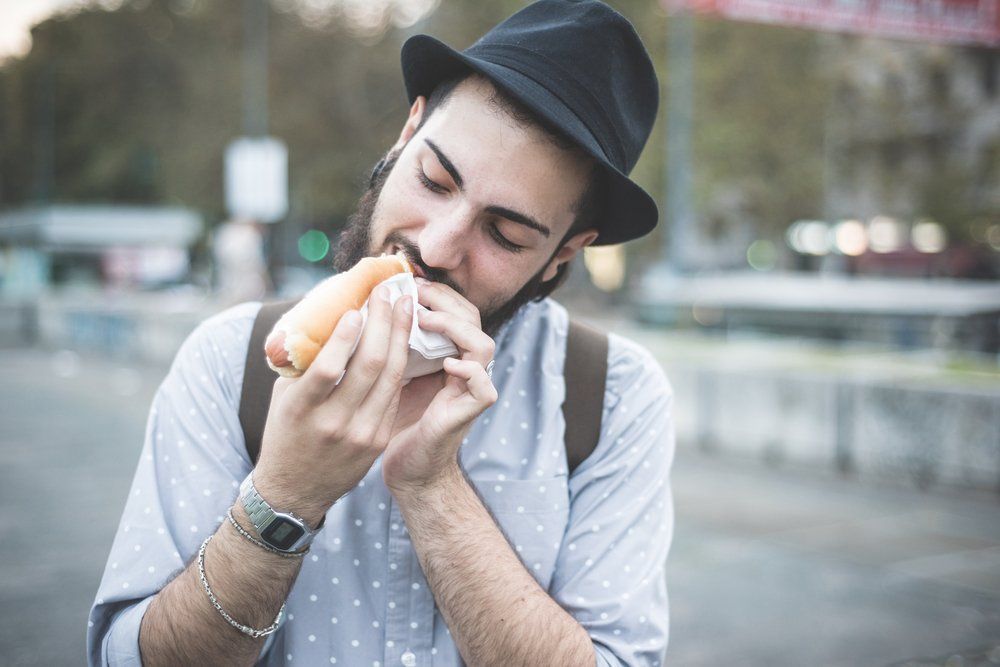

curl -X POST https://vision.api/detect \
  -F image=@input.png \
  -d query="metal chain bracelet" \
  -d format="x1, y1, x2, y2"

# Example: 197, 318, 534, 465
197, 534, 285, 639
225, 507, 309, 558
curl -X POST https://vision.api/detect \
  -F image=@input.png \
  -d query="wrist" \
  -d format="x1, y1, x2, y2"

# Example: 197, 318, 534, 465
389, 462, 465, 504
249, 470, 330, 530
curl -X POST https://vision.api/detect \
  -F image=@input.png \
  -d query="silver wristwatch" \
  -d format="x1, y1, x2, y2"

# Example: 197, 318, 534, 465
239, 472, 324, 553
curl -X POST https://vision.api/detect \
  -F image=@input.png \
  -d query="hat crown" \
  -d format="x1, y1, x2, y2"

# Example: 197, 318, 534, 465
400, 0, 661, 245
465, 0, 658, 174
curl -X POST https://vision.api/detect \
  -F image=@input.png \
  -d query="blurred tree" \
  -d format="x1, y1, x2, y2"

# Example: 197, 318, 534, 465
8, 0, 960, 276
691, 19, 828, 244
823, 35, 1000, 246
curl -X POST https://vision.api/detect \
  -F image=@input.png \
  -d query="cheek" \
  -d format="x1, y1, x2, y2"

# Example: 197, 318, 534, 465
468, 252, 545, 304
381, 169, 457, 225
371, 181, 423, 239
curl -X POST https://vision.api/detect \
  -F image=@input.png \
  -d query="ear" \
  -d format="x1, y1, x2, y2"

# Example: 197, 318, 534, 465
541, 229, 600, 282
392, 96, 427, 152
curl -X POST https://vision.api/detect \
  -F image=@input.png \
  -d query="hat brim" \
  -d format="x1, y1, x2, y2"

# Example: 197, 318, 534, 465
401, 34, 658, 247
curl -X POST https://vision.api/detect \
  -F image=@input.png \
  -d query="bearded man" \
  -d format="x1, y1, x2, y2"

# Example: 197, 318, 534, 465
89, 2, 675, 665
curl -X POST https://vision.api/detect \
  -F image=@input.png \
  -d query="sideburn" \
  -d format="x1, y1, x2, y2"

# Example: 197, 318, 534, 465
331, 150, 401, 273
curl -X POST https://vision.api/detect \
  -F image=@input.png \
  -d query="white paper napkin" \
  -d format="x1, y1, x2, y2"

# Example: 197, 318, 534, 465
356, 272, 459, 380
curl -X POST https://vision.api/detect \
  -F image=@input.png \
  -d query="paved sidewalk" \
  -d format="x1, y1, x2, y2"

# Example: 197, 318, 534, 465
2, 345, 998, 666
667, 450, 1000, 665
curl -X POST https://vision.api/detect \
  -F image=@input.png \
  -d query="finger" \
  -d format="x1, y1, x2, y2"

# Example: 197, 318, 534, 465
294, 309, 364, 404
352, 296, 414, 439
415, 278, 480, 327
417, 309, 494, 365
262, 376, 294, 449
373, 385, 403, 445
442, 357, 498, 406
271, 376, 294, 401
335, 284, 398, 404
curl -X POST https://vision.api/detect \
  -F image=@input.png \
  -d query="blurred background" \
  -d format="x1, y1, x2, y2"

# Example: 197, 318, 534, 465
1, 0, 998, 665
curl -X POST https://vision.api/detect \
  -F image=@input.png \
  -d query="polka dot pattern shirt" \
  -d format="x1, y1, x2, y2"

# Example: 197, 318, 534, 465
87, 297, 675, 666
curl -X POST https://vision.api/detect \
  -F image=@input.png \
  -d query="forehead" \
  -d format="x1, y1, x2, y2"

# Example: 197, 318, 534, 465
413, 78, 592, 231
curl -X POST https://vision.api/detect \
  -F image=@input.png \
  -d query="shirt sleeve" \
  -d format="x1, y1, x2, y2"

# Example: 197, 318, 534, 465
86, 302, 282, 666
549, 333, 675, 667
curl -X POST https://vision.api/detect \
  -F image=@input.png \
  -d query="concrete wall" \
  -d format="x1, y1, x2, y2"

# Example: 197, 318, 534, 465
24, 292, 220, 365
9, 295, 1000, 494
664, 362, 1000, 492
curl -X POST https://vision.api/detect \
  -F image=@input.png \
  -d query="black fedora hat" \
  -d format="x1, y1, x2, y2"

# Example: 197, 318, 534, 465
400, 0, 659, 247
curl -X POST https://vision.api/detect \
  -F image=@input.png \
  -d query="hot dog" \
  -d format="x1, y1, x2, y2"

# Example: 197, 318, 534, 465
264, 252, 412, 377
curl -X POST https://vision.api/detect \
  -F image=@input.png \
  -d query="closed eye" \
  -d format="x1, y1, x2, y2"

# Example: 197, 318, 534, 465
416, 165, 448, 194
489, 223, 525, 253
415, 166, 525, 253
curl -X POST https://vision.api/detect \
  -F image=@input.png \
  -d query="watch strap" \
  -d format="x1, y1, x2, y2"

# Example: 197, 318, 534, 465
239, 473, 324, 553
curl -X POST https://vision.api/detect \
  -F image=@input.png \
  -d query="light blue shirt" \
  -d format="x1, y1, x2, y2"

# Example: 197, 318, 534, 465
87, 296, 675, 666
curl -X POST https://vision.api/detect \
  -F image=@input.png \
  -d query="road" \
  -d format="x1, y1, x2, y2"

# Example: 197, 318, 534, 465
2, 345, 999, 666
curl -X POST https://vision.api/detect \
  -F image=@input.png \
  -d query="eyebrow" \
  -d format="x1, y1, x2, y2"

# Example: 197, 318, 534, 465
425, 139, 464, 191
486, 205, 551, 238
424, 138, 552, 239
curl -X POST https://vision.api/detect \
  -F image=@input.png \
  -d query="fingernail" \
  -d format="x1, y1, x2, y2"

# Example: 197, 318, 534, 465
344, 310, 362, 327
402, 297, 413, 314
378, 285, 392, 302
415, 276, 429, 285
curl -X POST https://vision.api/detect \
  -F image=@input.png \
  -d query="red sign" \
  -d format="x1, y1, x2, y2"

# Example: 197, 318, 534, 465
666, 0, 1000, 47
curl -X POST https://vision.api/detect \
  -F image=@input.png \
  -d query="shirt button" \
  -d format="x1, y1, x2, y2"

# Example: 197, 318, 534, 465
401, 651, 416, 667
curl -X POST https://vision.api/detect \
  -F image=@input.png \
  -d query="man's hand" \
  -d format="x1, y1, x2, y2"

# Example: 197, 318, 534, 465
254, 284, 414, 526
382, 277, 498, 495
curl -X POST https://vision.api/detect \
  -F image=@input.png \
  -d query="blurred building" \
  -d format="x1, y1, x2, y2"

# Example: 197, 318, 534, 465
634, 270, 1000, 354
0, 204, 209, 359
822, 37, 999, 278
0, 204, 202, 296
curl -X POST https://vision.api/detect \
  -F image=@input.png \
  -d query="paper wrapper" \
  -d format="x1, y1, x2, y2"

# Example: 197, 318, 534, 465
352, 272, 459, 381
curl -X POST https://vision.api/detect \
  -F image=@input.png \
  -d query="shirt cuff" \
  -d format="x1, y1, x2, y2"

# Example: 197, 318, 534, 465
101, 594, 283, 666
102, 596, 156, 667
594, 641, 634, 667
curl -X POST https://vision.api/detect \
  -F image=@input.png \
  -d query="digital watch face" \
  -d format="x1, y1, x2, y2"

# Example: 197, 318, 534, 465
261, 517, 305, 551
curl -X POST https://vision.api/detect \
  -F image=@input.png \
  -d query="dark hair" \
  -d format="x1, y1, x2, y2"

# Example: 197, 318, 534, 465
416, 73, 606, 300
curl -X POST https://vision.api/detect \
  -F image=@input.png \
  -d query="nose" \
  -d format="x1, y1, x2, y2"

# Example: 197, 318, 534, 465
416, 205, 475, 272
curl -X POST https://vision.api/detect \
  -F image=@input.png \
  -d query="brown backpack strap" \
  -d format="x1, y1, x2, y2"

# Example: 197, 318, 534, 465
239, 299, 300, 466
563, 318, 608, 475
238, 304, 608, 474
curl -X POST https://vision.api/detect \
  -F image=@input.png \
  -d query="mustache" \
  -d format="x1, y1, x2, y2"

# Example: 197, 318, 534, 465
387, 232, 466, 298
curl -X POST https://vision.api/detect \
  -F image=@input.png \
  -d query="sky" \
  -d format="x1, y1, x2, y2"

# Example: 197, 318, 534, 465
0, 0, 97, 61
0, 0, 434, 61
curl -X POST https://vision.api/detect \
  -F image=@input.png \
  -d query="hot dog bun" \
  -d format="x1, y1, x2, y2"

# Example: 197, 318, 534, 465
264, 252, 412, 377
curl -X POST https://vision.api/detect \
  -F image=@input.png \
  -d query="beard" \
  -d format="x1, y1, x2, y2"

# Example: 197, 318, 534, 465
332, 149, 553, 339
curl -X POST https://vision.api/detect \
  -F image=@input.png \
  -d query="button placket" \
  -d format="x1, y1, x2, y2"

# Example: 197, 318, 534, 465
384, 498, 436, 667
385, 501, 411, 666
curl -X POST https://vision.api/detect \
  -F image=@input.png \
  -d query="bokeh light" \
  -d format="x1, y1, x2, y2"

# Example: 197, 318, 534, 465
834, 219, 868, 256
911, 219, 947, 253
868, 215, 905, 253
298, 229, 330, 262
786, 220, 833, 255
746, 239, 777, 270
692, 302, 725, 326
986, 224, 1000, 251
583, 245, 626, 292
